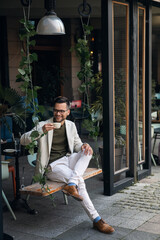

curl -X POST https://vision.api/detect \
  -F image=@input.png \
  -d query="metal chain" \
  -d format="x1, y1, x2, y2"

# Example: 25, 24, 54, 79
78, 0, 91, 17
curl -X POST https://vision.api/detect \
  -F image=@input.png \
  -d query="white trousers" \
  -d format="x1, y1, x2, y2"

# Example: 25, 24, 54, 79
46, 151, 99, 221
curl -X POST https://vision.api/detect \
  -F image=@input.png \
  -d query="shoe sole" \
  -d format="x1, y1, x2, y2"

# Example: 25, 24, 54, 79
62, 190, 83, 201
93, 225, 115, 234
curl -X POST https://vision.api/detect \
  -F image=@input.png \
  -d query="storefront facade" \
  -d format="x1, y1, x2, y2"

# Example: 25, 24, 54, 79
102, 0, 160, 195
0, 0, 160, 196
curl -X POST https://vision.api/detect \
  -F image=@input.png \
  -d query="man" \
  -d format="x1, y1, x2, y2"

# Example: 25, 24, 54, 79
20, 96, 114, 234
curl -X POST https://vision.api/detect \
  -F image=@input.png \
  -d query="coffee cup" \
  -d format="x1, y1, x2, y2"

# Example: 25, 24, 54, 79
53, 122, 61, 129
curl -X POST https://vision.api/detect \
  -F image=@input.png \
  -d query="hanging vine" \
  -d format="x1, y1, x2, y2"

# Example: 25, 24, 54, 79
16, 3, 55, 202
73, 24, 93, 107
16, 3, 45, 148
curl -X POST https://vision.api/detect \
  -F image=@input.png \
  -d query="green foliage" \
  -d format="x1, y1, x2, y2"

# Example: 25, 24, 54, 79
33, 166, 55, 205
0, 83, 26, 129
90, 72, 103, 116
71, 24, 93, 106
114, 69, 126, 147
82, 118, 99, 141
16, 17, 44, 121
16, 8, 55, 203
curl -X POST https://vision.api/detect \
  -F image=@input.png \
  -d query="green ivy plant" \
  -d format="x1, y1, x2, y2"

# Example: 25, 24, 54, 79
81, 72, 103, 168
16, 18, 43, 121
16, 6, 54, 201
16, 10, 45, 152
72, 25, 103, 168
71, 24, 93, 107
0, 83, 26, 130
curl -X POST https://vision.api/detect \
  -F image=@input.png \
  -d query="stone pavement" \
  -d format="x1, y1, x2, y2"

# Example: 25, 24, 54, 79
2, 155, 160, 240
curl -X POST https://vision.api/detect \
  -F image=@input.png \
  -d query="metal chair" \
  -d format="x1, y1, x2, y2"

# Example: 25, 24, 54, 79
151, 126, 157, 166
1, 161, 16, 220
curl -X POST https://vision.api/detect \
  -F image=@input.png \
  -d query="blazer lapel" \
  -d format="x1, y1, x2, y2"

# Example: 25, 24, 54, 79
65, 120, 72, 153
48, 129, 53, 153
48, 118, 54, 153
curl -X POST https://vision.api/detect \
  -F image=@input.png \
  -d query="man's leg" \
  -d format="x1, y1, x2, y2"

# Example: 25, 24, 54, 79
65, 152, 115, 234
47, 156, 84, 201
47, 153, 115, 234
68, 151, 92, 185
47, 164, 72, 183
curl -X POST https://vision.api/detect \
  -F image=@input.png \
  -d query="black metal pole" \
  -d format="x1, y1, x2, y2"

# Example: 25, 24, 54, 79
0, 125, 3, 240
144, 0, 152, 172
128, 0, 138, 182
101, 0, 114, 195
15, 154, 21, 200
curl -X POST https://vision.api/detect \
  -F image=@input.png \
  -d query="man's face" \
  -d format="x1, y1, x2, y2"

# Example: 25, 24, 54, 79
53, 103, 70, 123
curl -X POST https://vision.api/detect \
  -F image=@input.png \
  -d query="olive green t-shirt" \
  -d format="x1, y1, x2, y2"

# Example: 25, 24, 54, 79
49, 124, 68, 164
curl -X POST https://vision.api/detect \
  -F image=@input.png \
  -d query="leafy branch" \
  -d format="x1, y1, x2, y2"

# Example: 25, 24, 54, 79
16, 6, 54, 204
71, 24, 93, 106
16, 16, 44, 122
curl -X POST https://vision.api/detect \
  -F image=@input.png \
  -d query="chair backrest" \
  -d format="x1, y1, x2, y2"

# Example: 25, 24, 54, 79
1, 161, 9, 180
151, 126, 154, 138
27, 153, 37, 167
21, 96, 38, 113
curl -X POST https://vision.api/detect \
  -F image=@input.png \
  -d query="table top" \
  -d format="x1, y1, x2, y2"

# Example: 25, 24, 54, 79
152, 119, 160, 123
1, 141, 29, 157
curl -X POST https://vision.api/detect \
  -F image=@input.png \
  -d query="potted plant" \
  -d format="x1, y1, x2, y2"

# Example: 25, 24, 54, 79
0, 84, 26, 132
91, 69, 126, 173
114, 68, 126, 172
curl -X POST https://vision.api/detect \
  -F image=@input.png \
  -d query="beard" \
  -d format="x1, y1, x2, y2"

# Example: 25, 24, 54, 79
53, 116, 65, 123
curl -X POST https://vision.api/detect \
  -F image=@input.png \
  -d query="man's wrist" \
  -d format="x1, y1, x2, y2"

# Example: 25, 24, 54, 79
82, 143, 88, 146
82, 143, 89, 146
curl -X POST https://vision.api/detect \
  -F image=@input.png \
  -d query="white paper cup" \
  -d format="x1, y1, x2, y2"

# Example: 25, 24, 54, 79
53, 122, 61, 129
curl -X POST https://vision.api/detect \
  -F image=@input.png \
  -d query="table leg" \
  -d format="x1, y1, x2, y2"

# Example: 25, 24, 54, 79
10, 154, 38, 214
15, 154, 21, 200
152, 133, 157, 153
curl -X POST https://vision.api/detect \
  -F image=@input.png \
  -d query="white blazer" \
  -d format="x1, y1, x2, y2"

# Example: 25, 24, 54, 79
20, 118, 83, 174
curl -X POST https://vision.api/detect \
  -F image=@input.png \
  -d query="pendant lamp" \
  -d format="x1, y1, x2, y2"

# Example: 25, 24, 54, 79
36, 0, 65, 35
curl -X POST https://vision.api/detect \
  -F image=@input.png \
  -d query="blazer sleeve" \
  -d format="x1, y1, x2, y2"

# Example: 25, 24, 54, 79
20, 120, 47, 146
72, 123, 83, 152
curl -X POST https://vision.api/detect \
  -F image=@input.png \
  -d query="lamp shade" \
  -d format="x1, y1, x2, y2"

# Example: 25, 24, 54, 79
36, 14, 65, 35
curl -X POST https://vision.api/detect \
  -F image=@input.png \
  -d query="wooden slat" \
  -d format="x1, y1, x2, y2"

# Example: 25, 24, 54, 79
20, 168, 102, 197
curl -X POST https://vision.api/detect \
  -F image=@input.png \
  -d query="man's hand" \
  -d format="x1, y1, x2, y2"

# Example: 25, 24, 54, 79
81, 143, 93, 156
42, 123, 56, 134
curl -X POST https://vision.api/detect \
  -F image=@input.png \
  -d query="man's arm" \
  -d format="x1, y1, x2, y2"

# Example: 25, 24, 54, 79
81, 143, 93, 155
20, 120, 49, 146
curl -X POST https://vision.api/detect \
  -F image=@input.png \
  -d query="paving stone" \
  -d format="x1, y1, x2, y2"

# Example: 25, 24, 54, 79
87, 227, 132, 240
115, 209, 139, 218
6, 231, 52, 240
54, 221, 95, 240
123, 230, 160, 240
106, 216, 124, 227
132, 211, 156, 221
118, 218, 145, 229
137, 222, 160, 235
148, 214, 160, 223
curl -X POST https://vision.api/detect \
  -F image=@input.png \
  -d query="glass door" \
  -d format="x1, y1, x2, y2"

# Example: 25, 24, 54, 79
113, 1, 129, 181
138, 7, 146, 165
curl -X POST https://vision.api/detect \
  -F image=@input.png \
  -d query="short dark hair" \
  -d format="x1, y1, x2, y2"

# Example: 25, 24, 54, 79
53, 96, 71, 109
